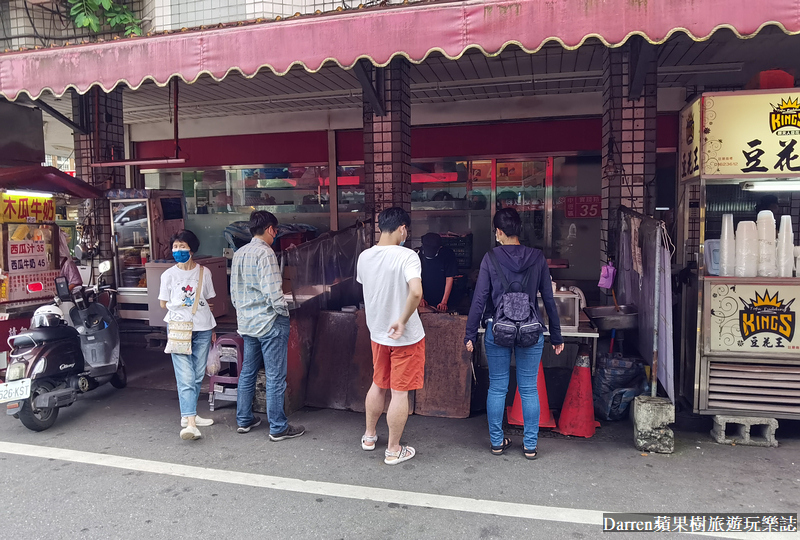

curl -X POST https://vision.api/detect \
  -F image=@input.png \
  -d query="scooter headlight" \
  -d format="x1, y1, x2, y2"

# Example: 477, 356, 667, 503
31, 359, 46, 377
5, 362, 26, 381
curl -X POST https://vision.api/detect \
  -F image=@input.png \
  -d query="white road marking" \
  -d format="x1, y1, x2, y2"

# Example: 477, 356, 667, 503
0, 441, 790, 539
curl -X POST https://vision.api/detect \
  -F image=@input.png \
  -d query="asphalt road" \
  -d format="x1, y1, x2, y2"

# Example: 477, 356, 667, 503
0, 351, 797, 540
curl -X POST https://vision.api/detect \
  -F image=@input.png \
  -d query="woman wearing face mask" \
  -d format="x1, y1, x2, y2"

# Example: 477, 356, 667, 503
158, 230, 217, 440
464, 208, 563, 460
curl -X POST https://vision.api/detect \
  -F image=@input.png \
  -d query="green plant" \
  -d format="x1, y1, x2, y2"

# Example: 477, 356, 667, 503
67, 0, 143, 36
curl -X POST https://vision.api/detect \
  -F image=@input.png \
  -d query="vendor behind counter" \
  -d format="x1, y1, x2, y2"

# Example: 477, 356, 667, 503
418, 233, 458, 312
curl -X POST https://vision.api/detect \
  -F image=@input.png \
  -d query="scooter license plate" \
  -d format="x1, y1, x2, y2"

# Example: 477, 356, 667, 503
0, 379, 31, 403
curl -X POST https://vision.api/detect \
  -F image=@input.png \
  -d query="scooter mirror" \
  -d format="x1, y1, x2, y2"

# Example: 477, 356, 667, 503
54, 276, 71, 300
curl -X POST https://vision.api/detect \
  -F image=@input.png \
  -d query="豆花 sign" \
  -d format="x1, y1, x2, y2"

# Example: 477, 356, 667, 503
700, 90, 800, 178
707, 282, 800, 354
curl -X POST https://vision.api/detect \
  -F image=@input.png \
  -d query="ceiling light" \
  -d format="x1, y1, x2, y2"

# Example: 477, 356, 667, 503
5, 190, 54, 198
740, 180, 800, 192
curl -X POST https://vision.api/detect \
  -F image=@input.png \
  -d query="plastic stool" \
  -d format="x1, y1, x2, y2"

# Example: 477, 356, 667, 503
208, 334, 244, 411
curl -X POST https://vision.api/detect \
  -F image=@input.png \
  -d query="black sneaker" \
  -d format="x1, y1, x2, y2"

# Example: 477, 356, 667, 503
269, 424, 305, 442
236, 417, 262, 434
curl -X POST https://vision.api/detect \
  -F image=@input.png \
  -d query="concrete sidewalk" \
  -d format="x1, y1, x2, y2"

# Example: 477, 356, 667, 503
0, 348, 797, 539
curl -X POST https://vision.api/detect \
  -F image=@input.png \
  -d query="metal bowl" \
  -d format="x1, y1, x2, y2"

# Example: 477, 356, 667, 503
583, 304, 638, 332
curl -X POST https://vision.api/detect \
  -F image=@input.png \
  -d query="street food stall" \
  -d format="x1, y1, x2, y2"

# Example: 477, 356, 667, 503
0, 167, 104, 375
678, 90, 800, 419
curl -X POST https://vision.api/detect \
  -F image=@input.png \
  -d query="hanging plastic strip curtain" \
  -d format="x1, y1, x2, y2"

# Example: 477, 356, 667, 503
617, 206, 675, 402
284, 222, 366, 310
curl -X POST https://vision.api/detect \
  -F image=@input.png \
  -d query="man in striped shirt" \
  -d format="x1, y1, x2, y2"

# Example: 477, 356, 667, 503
230, 211, 304, 441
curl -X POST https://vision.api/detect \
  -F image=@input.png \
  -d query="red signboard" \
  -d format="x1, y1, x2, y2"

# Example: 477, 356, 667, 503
564, 196, 601, 218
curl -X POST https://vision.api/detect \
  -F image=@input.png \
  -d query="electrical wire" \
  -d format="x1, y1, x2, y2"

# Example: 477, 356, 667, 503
23, 2, 47, 47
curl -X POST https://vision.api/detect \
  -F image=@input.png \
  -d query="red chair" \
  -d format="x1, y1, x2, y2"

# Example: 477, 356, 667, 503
208, 334, 244, 411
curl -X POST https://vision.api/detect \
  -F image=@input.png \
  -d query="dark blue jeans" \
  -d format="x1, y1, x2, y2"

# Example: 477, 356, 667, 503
236, 315, 290, 435
484, 321, 545, 450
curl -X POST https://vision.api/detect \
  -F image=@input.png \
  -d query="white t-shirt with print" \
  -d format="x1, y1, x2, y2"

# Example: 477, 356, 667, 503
158, 265, 217, 332
356, 245, 424, 347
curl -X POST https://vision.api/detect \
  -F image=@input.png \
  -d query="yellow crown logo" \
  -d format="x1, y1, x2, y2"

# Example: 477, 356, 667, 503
752, 291, 783, 308
776, 98, 800, 111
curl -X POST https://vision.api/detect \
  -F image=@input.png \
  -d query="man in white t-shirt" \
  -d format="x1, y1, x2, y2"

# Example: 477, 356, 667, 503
356, 207, 425, 465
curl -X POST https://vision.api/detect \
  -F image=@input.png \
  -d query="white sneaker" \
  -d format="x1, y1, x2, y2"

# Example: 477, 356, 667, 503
181, 415, 214, 428
180, 426, 202, 440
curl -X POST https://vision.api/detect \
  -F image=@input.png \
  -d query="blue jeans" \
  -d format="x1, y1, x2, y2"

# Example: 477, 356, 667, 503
170, 329, 213, 418
236, 315, 290, 435
484, 321, 545, 450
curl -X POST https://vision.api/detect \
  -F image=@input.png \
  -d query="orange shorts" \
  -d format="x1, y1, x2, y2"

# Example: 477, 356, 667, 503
371, 338, 426, 391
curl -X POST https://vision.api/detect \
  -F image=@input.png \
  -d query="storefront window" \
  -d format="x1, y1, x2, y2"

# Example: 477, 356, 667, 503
497, 160, 547, 250
410, 160, 492, 269
148, 165, 332, 257
337, 165, 366, 230
551, 156, 602, 283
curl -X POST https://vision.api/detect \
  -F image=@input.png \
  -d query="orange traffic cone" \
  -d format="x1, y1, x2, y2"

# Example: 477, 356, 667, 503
506, 367, 556, 428
554, 350, 600, 438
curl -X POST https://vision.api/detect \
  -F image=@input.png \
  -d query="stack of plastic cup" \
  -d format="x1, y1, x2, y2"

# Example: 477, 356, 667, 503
757, 210, 777, 278
735, 221, 758, 277
719, 214, 736, 276
777, 215, 795, 278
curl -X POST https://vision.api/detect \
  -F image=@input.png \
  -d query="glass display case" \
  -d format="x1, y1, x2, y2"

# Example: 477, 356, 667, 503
111, 199, 151, 289
108, 189, 185, 320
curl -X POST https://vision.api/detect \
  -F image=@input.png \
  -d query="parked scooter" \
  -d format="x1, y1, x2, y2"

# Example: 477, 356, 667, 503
0, 276, 126, 431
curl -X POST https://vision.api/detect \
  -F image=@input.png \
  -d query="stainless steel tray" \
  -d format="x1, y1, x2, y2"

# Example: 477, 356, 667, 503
583, 305, 638, 332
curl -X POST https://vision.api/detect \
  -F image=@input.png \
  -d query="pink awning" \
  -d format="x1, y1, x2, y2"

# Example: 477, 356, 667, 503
2, 0, 799, 100
0, 167, 102, 198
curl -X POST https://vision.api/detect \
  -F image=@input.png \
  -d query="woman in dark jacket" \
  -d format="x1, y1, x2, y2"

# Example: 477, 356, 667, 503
465, 208, 563, 459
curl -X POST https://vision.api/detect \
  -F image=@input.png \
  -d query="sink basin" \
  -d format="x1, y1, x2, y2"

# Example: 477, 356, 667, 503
583, 305, 638, 332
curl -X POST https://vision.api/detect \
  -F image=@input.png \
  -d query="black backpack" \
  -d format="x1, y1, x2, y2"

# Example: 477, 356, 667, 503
487, 250, 543, 348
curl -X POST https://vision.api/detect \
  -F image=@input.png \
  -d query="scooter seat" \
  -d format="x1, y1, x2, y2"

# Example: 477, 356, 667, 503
21, 325, 79, 344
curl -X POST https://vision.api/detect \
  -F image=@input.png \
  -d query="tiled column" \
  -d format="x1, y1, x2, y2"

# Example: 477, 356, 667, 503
363, 57, 411, 242
4, 1, 36, 50
73, 88, 126, 261
601, 46, 657, 263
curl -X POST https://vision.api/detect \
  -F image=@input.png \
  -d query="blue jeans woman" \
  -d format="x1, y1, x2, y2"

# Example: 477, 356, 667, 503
158, 229, 218, 440
464, 208, 564, 459
485, 322, 545, 452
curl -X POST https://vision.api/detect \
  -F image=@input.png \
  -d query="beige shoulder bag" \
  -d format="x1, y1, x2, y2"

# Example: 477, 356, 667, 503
164, 265, 204, 355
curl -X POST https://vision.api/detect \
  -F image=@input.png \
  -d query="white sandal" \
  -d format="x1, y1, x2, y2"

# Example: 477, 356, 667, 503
361, 434, 378, 451
384, 445, 415, 465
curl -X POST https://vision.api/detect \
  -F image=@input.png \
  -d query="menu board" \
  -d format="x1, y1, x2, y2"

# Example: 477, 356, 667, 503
7, 240, 47, 273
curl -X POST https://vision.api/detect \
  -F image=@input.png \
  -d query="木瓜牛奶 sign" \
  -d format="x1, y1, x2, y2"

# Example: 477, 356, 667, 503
708, 282, 800, 354
701, 90, 800, 179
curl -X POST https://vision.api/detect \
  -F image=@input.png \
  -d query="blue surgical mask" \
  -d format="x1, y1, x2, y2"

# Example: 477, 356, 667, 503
173, 250, 191, 263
